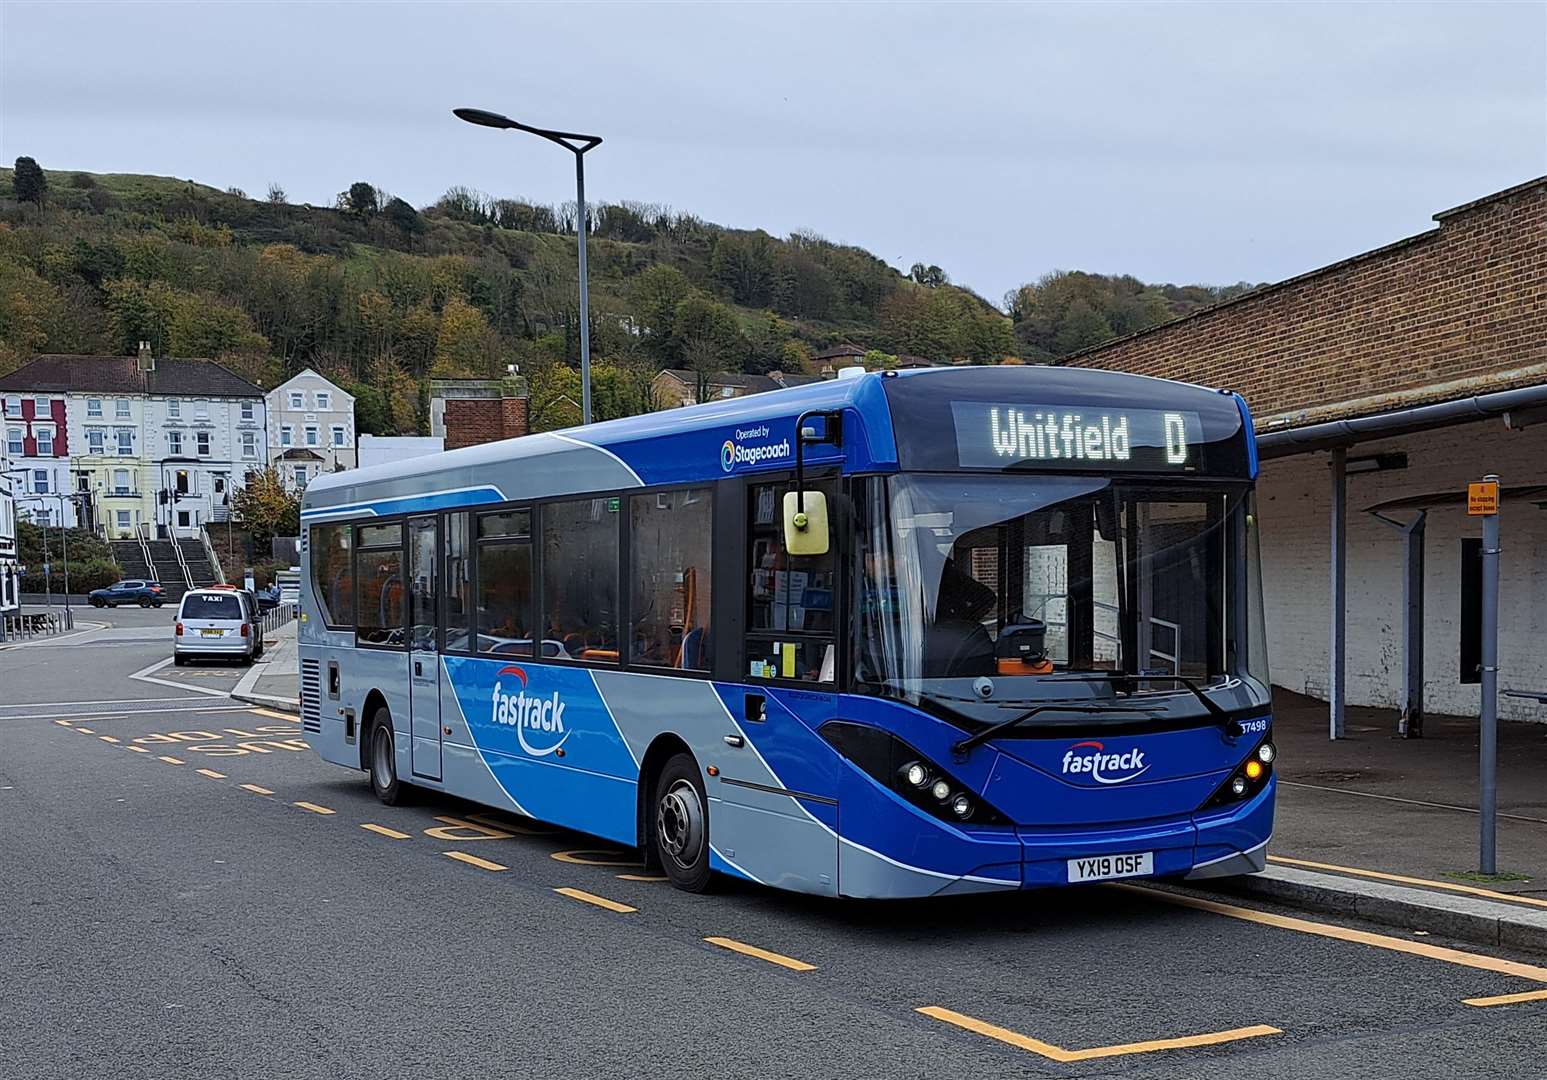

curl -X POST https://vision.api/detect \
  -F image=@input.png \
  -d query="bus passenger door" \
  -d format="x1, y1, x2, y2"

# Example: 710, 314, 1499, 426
408, 515, 443, 780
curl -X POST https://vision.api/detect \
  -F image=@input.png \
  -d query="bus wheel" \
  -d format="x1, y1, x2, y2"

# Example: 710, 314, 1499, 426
369, 710, 405, 805
654, 753, 713, 892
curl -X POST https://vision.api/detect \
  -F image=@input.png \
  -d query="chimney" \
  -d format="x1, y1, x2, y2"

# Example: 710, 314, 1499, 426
137, 341, 155, 372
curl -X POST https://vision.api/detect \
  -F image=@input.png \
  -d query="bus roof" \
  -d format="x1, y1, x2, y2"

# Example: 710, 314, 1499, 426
302, 367, 1254, 521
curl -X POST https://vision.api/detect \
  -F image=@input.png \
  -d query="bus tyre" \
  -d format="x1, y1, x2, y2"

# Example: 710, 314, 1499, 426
369, 710, 406, 805
653, 753, 714, 893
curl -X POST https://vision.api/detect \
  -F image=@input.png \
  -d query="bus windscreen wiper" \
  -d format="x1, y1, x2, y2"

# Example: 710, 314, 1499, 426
1034, 672, 1245, 738
952, 702, 1161, 756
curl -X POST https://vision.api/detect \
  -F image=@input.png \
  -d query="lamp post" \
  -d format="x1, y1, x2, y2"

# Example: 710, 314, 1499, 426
454, 106, 603, 425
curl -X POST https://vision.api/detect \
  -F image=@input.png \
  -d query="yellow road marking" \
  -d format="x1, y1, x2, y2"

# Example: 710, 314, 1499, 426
705, 936, 815, 971
445, 851, 508, 871
53, 719, 73, 726
240, 783, 274, 795
551, 848, 640, 867
361, 824, 411, 839
554, 887, 636, 913
917, 1007, 1279, 1062
196, 768, 226, 779
249, 707, 298, 722
1269, 854, 1547, 911
467, 811, 551, 835
617, 873, 669, 882
1121, 885, 1547, 983
158, 755, 184, 765
126, 745, 149, 753
76, 726, 95, 734
98, 735, 120, 743
1465, 988, 1547, 1008
423, 816, 515, 841
294, 801, 335, 815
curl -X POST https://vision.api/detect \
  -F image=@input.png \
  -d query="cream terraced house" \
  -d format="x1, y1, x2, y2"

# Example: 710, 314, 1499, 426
266, 370, 355, 491
0, 347, 268, 540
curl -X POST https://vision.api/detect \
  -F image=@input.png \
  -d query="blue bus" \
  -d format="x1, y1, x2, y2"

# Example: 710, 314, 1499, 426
299, 366, 1274, 897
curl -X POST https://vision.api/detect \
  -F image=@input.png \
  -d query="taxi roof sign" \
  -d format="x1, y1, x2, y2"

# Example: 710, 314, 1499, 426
1468, 480, 1499, 516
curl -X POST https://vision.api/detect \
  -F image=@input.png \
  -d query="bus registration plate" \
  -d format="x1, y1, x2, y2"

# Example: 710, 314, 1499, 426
1067, 852, 1153, 883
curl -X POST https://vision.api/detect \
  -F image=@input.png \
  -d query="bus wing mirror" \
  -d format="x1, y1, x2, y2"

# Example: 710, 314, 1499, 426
782, 491, 830, 556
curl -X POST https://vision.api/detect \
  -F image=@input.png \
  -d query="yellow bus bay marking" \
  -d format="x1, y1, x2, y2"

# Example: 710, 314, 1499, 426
1465, 988, 1547, 1008
1269, 854, 1547, 911
294, 801, 335, 815
98, 736, 120, 743
1120, 885, 1547, 983
158, 755, 184, 765
423, 816, 515, 842
917, 1007, 1280, 1062
444, 851, 507, 871
554, 887, 636, 913
240, 784, 274, 795
196, 768, 226, 779
705, 937, 815, 971
551, 848, 641, 867
361, 824, 411, 840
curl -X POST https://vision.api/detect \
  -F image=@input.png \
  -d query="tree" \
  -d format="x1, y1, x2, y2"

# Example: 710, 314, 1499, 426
346, 182, 380, 217
909, 263, 948, 288
383, 197, 424, 249
628, 265, 692, 351
231, 467, 301, 552
13, 156, 46, 205
266, 182, 288, 204
432, 296, 501, 376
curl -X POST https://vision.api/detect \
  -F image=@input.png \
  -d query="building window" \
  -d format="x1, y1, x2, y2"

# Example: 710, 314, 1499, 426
630, 487, 713, 670
167, 431, 182, 455
34, 508, 51, 527
305, 426, 319, 447
87, 429, 105, 455
213, 475, 226, 496
316, 391, 331, 411
116, 510, 131, 531
87, 398, 102, 418
175, 470, 190, 495
241, 431, 257, 458
115, 399, 130, 419
331, 425, 346, 447
35, 428, 53, 456
476, 509, 534, 657
289, 392, 305, 410
76, 472, 89, 493
746, 478, 837, 683
6, 428, 22, 456
196, 431, 211, 456
3, 397, 18, 417
32, 470, 50, 494
355, 523, 404, 646
543, 498, 620, 663
168, 399, 180, 418
280, 426, 293, 447
310, 524, 353, 628
113, 469, 130, 495
34, 396, 50, 413
195, 399, 209, 420
293, 466, 307, 488
177, 510, 191, 528
241, 401, 255, 422
116, 429, 133, 455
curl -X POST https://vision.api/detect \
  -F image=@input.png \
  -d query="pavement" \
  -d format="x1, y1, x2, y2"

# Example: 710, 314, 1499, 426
231, 619, 301, 712
4, 615, 1547, 1077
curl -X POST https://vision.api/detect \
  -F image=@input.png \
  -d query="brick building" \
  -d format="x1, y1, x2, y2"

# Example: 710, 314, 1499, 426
431, 377, 531, 450
1068, 176, 1547, 727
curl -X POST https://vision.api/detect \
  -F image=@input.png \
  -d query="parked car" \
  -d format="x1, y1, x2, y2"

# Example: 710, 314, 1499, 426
173, 588, 258, 665
88, 580, 166, 608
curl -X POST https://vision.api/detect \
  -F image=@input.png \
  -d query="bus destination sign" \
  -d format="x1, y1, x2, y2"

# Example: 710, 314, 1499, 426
950, 402, 1205, 471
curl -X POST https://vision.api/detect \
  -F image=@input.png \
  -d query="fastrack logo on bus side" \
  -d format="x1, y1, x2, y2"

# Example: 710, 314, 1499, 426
1060, 740, 1149, 785
490, 666, 570, 757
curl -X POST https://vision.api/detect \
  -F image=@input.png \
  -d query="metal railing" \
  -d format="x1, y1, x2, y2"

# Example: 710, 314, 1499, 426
199, 527, 226, 585
258, 601, 296, 638
170, 534, 194, 590
1, 610, 66, 641
135, 523, 158, 584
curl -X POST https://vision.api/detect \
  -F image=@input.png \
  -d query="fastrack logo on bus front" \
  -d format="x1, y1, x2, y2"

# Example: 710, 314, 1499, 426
1060, 740, 1149, 785
720, 425, 790, 472
490, 666, 570, 757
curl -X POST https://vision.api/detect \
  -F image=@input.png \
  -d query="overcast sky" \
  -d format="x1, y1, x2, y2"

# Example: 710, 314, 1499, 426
3, 2, 1543, 303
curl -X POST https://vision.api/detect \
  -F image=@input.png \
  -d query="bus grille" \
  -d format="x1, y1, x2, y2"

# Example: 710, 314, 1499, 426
300, 658, 322, 733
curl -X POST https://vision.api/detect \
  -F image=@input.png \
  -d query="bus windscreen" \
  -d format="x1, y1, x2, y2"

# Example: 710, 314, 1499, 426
950, 402, 1205, 471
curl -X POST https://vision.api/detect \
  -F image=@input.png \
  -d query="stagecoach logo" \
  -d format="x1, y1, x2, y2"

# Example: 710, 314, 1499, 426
720, 425, 790, 473
1060, 740, 1149, 785
490, 666, 570, 757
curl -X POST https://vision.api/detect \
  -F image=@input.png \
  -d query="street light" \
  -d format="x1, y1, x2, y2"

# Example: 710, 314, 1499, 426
454, 105, 603, 425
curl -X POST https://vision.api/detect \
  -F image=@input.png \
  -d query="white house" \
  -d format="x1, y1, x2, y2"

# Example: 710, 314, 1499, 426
0, 448, 19, 622
266, 370, 355, 491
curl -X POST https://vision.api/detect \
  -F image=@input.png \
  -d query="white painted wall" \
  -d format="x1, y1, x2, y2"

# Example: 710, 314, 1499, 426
1257, 417, 1547, 722
267, 371, 356, 488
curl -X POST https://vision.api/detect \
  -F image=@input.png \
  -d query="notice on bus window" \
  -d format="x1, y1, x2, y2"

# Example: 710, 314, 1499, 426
950, 402, 1204, 471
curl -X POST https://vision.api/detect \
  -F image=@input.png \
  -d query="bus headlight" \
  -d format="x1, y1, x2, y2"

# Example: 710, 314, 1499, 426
1257, 743, 1276, 765
1201, 730, 1274, 810
821, 721, 1010, 827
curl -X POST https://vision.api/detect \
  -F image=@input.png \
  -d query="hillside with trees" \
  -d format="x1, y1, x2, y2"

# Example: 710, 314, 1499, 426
0, 159, 1259, 432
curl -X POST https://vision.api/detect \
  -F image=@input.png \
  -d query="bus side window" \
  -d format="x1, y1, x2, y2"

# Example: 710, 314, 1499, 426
542, 497, 620, 663
746, 479, 836, 683
476, 509, 533, 657
444, 512, 472, 652
310, 523, 353, 628
629, 486, 713, 671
